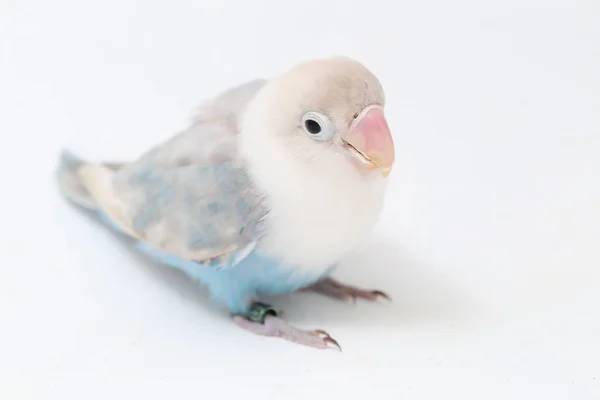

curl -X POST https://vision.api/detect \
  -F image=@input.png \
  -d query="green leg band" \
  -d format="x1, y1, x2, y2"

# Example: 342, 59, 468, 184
247, 302, 278, 323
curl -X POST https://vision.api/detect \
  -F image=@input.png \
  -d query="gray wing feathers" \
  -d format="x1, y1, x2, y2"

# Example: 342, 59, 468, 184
111, 155, 267, 262
57, 78, 270, 264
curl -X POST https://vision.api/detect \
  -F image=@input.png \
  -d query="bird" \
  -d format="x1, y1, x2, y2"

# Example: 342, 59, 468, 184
56, 56, 396, 350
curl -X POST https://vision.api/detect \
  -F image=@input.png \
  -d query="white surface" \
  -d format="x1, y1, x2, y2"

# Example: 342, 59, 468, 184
1, 0, 599, 398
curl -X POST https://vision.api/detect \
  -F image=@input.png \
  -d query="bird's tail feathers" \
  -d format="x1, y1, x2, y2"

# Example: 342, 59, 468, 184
55, 149, 126, 210
55, 149, 98, 210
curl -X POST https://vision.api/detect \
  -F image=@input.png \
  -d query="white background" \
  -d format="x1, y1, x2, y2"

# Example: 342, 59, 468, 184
1, 0, 599, 398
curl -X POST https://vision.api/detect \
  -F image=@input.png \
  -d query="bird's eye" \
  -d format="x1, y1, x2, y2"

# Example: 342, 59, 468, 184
301, 111, 334, 141
304, 119, 321, 134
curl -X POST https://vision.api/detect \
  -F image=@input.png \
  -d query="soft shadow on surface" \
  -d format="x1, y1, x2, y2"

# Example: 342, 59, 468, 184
70, 203, 477, 330
263, 238, 480, 328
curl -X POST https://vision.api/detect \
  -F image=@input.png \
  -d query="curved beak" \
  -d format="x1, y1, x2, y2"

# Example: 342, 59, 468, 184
342, 105, 395, 177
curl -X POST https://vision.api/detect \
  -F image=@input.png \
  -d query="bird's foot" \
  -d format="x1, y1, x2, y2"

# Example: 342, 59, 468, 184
233, 302, 341, 351
300, 277, 391, 302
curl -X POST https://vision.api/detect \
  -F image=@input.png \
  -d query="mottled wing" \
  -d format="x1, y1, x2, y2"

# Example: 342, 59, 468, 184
73, 125, 267, 269
58, 79, 269, 268
115, 157, 266, 264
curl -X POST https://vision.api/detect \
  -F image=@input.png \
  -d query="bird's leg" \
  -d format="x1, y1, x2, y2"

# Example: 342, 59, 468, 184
232, 302, 341, 350
299, 277, 391, 302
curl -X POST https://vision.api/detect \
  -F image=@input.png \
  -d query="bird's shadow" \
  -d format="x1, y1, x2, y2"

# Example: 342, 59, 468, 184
78, 207, 477, 329
262, 239, 479, 328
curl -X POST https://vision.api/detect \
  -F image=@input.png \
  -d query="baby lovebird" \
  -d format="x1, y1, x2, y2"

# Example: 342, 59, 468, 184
56, 56, 396, 350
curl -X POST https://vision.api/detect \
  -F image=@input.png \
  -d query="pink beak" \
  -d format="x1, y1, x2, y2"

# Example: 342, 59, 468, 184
342, 105, 395, 177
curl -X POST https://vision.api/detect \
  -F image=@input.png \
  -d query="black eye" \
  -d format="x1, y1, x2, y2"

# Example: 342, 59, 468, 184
301, 111, 334, 141
304, 119, 322, 134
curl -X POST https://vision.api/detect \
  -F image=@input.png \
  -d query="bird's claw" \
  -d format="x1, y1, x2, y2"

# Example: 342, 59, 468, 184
370, 290, 391, 301
234, 312, 342, 351
313, 329, 342, 351
301, 277, 391, 304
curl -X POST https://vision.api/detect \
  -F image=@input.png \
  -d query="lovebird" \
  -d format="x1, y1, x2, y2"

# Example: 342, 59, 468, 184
56, 57, 396, 350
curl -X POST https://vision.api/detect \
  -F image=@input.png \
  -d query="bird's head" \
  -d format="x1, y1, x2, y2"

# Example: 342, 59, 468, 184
240, 57, 395, 180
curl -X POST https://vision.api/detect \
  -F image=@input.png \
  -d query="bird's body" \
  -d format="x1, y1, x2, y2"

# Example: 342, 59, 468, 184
57, 57, 396, 349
